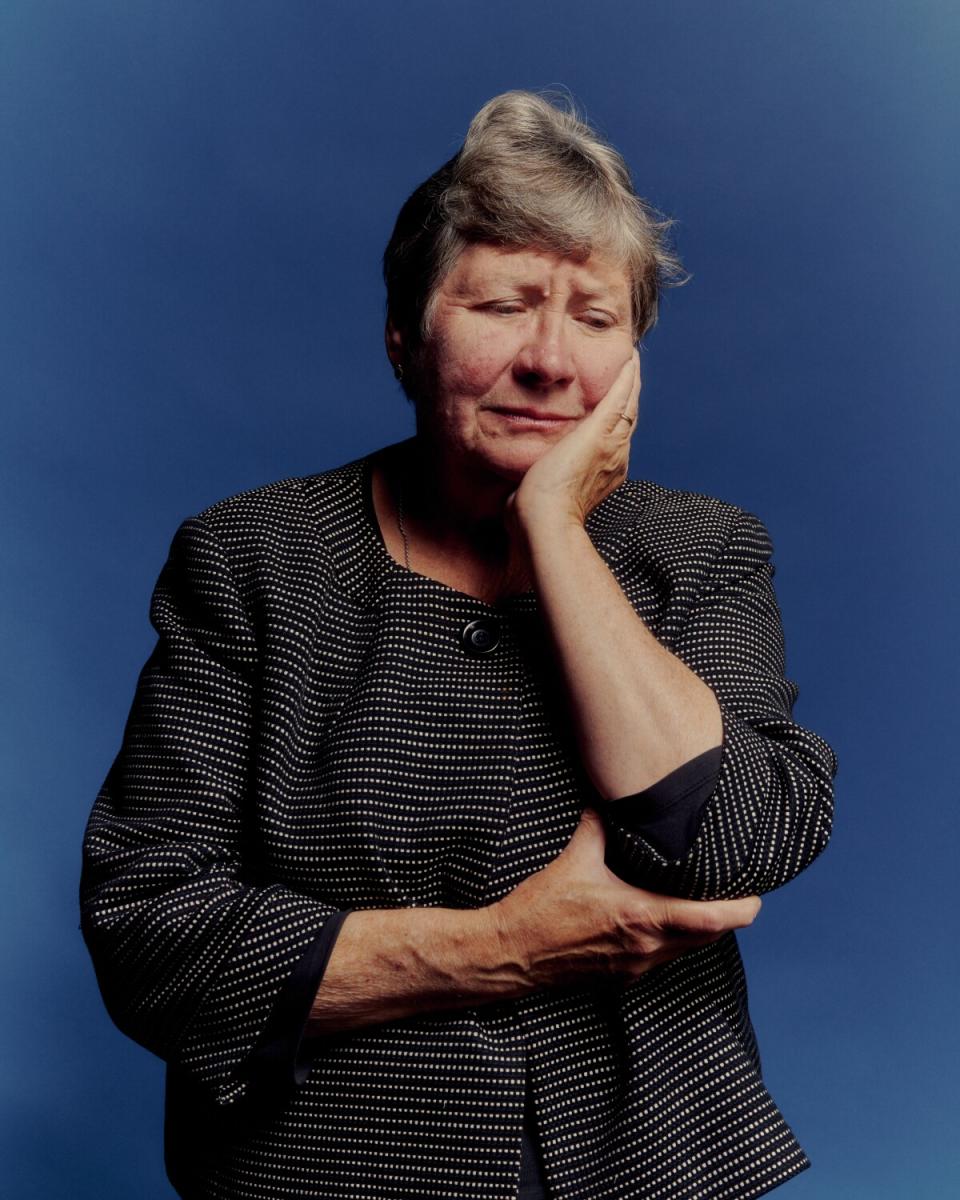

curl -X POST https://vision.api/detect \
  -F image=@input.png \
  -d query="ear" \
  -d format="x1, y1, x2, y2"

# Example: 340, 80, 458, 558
385, 315, 405, 373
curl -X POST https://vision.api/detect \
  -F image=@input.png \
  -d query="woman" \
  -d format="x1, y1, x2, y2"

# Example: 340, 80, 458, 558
81, 91, 838, 1199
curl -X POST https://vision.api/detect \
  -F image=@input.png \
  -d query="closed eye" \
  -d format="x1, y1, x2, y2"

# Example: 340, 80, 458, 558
580, 311, 617, 330
484, 302, 525, 315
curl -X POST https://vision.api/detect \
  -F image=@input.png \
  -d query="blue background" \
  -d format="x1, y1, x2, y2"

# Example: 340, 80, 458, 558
3, 2, 957, 1196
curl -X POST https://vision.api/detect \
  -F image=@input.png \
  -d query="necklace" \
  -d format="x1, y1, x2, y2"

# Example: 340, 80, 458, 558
395, 470, 411, 570
394, 465, 530, 597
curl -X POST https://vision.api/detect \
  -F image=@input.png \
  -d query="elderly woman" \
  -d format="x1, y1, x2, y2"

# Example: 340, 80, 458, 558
81, 91, 838, 1200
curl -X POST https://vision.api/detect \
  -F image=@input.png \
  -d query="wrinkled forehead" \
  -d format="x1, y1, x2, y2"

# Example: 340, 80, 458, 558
442, 241, 632, 299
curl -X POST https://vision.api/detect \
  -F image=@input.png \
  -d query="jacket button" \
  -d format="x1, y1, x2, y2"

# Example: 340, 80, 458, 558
461, 618, 501, 656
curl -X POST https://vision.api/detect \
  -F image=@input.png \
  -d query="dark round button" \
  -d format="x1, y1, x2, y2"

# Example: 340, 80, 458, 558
461, 618, 501, 656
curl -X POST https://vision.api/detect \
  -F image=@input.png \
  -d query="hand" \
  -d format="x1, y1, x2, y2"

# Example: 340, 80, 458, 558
504, 347, 641, 534
490, 807, 761, 989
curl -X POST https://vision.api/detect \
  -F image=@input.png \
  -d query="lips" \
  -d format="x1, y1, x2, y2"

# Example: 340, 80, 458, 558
489, 407, 575, 422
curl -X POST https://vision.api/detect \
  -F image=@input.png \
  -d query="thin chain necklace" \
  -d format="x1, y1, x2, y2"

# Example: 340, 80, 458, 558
395, 470, 411, 571
395, 468, 530, 598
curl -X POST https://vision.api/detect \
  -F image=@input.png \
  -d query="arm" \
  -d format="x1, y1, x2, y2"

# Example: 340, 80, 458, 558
80, 516, 346, 1108
527, 504, 837, 899
302, 811, 762, 1043
304, 905, 531, 1039
256, 749, 722, 1067
508, 351, 837, 900
508, 351, 723, 803
596, 507, 838, 899
239, 903, 533, 1088
522, 515, 724, 798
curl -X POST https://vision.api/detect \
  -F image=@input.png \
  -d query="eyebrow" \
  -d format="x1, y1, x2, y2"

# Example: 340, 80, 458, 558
465, 276, 626, 307
570, 284, 622, 303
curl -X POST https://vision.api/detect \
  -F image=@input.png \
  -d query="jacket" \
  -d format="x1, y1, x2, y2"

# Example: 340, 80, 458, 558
80, 445, 839, 1199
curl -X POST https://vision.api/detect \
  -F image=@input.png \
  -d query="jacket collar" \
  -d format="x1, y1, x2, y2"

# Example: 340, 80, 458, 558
298, 443, 653, 611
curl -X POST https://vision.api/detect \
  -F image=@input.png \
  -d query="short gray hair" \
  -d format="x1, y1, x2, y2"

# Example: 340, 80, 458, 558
383, 89, 686, 391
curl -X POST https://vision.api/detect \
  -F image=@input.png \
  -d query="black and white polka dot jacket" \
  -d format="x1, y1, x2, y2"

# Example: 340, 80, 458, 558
80, 446, 839, 1200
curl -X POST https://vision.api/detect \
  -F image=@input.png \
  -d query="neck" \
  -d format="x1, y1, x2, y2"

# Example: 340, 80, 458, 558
397, 436, 515, 562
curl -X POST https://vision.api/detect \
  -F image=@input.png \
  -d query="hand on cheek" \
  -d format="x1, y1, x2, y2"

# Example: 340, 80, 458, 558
508, 348, 641, 530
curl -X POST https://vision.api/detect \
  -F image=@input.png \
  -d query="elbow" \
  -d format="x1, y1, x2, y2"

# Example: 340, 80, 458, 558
696, 713, 838, 897
601, 757, 836, 902
715, 765, 836, 899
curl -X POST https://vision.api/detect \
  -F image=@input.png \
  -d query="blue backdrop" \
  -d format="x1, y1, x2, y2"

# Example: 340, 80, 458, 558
3, 2, 957, 1196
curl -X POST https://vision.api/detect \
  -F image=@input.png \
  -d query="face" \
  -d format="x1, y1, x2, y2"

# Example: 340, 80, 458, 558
399, 243, 637, 484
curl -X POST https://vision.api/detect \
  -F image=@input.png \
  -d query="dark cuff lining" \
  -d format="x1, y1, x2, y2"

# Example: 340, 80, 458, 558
243, 908, 354, 1102
600, 745, 723, 860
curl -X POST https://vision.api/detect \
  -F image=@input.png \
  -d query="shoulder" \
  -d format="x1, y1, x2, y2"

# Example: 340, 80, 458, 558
614, 476, 743, 524
188, 455, 368, 552
592, 477, 776, 601
166, 456, 373, 606
597, 476, 768, 547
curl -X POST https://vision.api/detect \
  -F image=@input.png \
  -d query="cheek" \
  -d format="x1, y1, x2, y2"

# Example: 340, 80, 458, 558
582, 358, 627, 409
435, 337, 509, 399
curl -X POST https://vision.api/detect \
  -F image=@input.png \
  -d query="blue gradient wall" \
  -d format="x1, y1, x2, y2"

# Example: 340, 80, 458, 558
3, 2, 957, 1195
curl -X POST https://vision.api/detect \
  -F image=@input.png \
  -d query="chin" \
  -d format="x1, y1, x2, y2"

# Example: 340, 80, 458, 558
474, 439, 553, 482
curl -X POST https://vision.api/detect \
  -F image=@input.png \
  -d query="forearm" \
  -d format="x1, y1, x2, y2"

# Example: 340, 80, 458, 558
589, 508, 839, 899
523, 516, 723, 800
305, 904, 530, 1038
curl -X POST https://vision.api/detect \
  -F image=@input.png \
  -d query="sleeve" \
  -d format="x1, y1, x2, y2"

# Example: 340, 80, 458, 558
244, 910, 355, 1095
595, 508, 839, 901
79, 515, 347, 1110
601, 745, 724, 861
253, 760, 724, 1091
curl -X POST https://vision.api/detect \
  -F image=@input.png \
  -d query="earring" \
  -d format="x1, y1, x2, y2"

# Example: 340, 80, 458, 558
393, 362, 404, 382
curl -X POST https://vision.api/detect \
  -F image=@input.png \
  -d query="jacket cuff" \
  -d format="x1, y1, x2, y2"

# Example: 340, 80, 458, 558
244, 908, 355, 1100
599, 746, 723, 860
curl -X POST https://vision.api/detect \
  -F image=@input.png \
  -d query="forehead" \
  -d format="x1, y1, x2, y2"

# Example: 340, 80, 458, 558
443, 242, 630, 299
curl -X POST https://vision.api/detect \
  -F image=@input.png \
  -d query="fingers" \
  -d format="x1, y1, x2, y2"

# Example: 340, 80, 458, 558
578, 805, 606, 831
595, 349, 640, 437
607, 350, 639, 408
656, 894, 762, 936
618, 892, 762, 980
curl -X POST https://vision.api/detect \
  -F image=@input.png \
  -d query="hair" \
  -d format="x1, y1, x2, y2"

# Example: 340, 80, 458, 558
382, 89, 687, 399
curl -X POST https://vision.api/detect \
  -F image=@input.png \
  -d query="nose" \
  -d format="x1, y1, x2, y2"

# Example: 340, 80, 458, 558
512, 309, 575, 389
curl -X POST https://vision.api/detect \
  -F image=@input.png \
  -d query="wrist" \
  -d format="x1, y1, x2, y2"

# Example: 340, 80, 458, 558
485, 899, 539, 991
519, 512, 592, 573
512, 490, 584, 538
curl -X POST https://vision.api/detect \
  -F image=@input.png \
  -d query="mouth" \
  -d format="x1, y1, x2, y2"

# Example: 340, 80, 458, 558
487, 407, 577, 427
